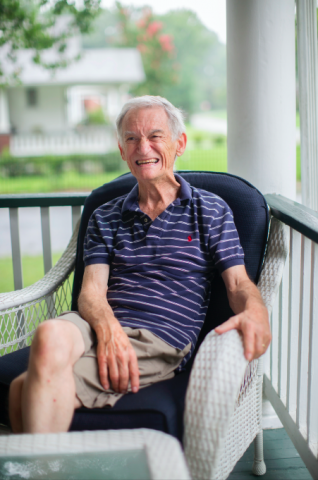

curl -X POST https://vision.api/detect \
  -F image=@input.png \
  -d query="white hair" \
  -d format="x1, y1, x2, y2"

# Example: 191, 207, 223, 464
116, 95, 186, 144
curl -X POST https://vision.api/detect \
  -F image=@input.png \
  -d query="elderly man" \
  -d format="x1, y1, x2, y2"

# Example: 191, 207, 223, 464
9, 96, 270, 433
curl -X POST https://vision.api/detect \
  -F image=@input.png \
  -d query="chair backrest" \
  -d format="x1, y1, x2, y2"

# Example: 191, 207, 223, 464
72, 171, 269, 356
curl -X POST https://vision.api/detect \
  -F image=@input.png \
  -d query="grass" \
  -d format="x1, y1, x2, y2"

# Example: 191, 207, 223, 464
296, 144, 301, 181
176, 146, 227, 172
0, 169, 128, 195
0, 253, 63, 294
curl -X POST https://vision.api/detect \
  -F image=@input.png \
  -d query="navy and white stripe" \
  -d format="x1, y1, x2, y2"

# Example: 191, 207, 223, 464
84, 174, 244, 369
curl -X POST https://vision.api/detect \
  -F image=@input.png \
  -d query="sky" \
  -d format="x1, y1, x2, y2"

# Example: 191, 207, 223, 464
101, 0, 227, 43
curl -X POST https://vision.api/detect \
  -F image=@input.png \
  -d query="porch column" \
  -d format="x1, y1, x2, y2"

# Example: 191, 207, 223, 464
226, 0, 296, 200
296, 0, 318, 211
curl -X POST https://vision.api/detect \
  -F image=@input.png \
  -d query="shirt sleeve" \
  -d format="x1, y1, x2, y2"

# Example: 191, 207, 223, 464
83, 207, 115, 267
208, 199, 245, 274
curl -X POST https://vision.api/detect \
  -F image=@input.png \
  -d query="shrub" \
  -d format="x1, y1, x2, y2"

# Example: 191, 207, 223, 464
0, 152, 123, 178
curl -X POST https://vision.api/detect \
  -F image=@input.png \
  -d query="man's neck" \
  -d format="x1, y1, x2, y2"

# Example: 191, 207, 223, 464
138, 173, 180, 221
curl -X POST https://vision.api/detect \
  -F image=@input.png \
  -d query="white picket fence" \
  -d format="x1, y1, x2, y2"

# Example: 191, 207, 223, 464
264, 193, 318, 479
10, 128, 117, 157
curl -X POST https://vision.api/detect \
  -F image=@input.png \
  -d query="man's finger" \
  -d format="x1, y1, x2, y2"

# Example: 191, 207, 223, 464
107, 349, 120, 392
255, 330, 269, 358
128, 349, 140, 393
97, 344, 109, 390
241, 325, 255, 361
117, 350, 130, 393
215, 315, 239, 334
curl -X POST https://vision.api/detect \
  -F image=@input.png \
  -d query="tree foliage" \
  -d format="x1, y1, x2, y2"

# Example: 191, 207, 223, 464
0, 0, 101, 85
158, 9, 226, 114
82, 4, 226, 114
114, 2, 179, 97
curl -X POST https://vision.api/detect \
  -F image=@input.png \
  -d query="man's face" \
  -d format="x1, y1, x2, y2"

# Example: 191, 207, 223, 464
118, 107, 186, 183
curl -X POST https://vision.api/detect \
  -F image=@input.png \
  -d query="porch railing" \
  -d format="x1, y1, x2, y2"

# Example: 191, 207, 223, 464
0, 191, 317, 477
0, 193, 87, 290
264, 193, 318, 480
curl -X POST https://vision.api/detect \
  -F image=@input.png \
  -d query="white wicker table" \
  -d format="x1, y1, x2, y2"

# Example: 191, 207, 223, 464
0, 429, 191, 480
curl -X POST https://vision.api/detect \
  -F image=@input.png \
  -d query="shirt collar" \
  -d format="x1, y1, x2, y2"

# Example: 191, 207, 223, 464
122, 174, 192, 214
122, 183, 139, 213
174, 174, 192, 202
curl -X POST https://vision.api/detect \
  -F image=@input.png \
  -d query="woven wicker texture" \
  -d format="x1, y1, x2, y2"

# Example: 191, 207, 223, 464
184, 218, 288, 480
257, 218, 289, 314
0, 429, 191, 480
0, 220, 79, 355
184, 329, 248, 479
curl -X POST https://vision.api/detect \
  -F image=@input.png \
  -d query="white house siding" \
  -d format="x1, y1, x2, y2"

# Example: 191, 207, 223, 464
8, 85, 68, 135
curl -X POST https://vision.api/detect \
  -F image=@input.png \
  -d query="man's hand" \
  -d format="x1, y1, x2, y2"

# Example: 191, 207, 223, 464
94, 317, 139, 393
78, 264, 140, 393
215, 265, 271, 361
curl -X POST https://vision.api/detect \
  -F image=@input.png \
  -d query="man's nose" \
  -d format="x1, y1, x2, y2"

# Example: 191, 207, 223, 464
138, 138, 151, 155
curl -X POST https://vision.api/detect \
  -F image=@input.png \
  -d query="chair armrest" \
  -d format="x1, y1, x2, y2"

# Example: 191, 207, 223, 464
184, 329, 248, 480
257, 216, 289, 315
0, 219, 80, 311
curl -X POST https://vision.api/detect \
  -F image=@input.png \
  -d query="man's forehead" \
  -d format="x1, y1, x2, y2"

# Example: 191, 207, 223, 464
122, 106, 169, 130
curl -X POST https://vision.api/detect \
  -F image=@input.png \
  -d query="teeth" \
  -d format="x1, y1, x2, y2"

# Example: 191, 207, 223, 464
136, 159, 159, 165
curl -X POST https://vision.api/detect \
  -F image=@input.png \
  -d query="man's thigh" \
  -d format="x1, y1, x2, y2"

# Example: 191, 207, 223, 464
57, 311, 93, 356
57, 312, 191, 410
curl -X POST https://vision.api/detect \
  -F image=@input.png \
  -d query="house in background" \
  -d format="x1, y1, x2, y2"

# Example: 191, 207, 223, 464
0, 42, 145, 156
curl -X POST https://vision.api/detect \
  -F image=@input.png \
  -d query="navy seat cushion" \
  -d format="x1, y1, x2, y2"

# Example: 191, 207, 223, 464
0, 171, 269, 441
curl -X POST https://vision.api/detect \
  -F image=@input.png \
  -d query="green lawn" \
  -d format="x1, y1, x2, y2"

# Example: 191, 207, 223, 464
176, 146, 227, 172
0, 169, 129, 194
0, 253, 63, 294
0, 148, 228, 194
296, 144, 301, 181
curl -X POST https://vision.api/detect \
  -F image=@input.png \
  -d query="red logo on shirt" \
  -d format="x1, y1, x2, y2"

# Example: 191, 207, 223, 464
188, 236, 192, 242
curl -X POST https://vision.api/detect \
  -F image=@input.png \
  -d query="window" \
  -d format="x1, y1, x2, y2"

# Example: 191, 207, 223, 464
26, 88, 38, 107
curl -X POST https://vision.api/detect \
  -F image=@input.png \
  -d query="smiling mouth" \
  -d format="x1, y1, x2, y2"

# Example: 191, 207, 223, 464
136, 159, 159, 165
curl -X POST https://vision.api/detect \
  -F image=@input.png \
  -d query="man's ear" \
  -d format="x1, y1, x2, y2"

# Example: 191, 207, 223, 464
176, 132, 187, 157
118, 142, 126, 161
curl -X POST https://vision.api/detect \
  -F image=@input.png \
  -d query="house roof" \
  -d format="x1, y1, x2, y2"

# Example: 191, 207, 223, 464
5, 48, 145, 86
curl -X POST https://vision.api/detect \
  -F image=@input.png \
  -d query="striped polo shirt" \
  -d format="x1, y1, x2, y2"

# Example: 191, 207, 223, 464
83, 174, 244, 368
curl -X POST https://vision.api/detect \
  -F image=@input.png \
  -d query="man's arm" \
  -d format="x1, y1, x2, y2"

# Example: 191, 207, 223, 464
215, 265, 271, 361
77, 264, 139, 394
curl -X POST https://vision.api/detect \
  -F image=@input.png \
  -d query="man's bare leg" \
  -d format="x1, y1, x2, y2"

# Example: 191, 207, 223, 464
9, 372, 26, 433
9, 319, 85, 433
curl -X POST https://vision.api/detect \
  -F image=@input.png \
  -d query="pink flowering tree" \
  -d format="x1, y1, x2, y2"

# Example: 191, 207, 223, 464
115, 2, 179, 96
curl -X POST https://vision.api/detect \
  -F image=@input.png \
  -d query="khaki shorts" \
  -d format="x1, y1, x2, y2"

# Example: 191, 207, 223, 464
57, 312, 191, 409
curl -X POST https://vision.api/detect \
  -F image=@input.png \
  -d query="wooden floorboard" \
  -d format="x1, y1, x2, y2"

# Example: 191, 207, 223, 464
229, 428, 312, 480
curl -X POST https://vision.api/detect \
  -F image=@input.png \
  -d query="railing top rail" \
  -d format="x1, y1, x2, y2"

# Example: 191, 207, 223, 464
0, 193, 88, 208
1, 192, 318, 243
265, 193, 318, 243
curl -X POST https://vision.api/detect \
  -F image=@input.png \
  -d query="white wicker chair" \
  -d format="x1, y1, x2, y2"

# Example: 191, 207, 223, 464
0, 215, 288, 480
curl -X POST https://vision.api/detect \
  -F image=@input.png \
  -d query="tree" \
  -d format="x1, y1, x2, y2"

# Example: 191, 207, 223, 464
82, 4, 226, 115
158, 9, 226, 114
0, 0, 101, 85
115, 2, 179, 97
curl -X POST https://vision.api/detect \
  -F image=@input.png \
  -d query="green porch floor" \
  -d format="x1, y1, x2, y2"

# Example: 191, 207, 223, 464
229, 428, 312, 479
